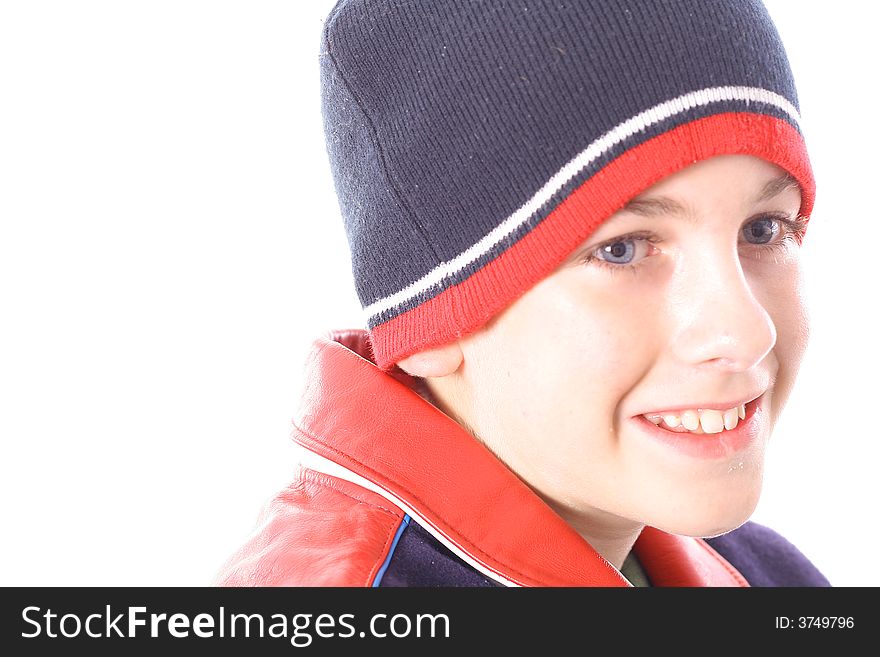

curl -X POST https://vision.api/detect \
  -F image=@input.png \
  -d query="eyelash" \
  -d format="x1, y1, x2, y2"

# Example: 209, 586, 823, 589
580, 213, 809, 275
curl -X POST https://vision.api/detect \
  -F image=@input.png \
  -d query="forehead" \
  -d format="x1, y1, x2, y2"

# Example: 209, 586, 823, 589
623, 170, 800, 219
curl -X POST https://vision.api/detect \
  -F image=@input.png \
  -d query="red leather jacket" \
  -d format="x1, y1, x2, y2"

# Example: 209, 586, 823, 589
213, 330, 829, 587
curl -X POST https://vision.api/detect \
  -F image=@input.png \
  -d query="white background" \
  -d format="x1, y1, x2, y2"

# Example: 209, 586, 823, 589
1, 1, 876, 587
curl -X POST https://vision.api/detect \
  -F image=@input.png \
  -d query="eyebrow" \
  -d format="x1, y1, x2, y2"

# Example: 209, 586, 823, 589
621, 172, 800, 219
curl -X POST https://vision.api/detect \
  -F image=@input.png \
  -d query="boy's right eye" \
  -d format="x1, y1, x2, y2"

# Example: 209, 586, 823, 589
580, 230, 660, 273
597, 238, 645, 265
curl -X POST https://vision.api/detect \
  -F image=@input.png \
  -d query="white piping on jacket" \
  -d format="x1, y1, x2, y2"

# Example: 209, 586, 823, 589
296, 447, 521, 587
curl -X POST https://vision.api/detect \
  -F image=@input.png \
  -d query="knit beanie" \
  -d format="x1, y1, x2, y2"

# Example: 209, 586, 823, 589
319, 0, 815, 371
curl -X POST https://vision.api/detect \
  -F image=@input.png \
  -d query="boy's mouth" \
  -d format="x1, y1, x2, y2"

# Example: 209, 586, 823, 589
642, 405, 744, 434
640, 395, 763, 435
633, 395, 766, 459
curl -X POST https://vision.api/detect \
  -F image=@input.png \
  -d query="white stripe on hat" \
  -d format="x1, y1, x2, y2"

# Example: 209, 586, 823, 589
362, 85, 801, 326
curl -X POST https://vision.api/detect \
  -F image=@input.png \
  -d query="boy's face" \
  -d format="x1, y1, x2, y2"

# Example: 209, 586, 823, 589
435, 154, 808, 538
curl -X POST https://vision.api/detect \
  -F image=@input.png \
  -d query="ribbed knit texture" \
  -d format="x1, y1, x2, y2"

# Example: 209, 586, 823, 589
319, 0, 815, 370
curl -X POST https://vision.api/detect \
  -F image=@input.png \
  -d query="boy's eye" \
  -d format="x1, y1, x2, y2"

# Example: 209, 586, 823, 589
599, 240, 635, 264
595, 238, 652, 266
585, 214, 805, 272
742, 217, 780, 245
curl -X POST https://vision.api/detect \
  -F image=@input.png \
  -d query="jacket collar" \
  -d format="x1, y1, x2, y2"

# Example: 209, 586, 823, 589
291, 329, 748, 587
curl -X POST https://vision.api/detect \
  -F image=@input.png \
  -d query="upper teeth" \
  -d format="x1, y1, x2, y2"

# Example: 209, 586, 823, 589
644, 404, 747, 434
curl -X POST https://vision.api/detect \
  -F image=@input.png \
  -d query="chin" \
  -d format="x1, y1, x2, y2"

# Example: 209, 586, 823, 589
656, 511, 756, 539
649, 480, 764, 539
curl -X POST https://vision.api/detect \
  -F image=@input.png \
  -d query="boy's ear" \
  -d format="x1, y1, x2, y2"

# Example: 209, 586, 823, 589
396, 341, 464, 378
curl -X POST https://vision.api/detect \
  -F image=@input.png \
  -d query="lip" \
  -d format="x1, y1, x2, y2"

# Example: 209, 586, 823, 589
632, 393, 766, 460
639, 392, 765, 415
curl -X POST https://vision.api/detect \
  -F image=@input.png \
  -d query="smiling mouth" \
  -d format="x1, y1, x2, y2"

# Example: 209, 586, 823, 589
641, 399, 759, 435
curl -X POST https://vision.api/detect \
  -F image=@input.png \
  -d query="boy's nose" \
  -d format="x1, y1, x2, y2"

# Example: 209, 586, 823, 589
669, 249, 777, 373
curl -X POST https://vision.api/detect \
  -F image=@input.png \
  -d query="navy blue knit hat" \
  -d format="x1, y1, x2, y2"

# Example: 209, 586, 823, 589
319, 0, 815, 370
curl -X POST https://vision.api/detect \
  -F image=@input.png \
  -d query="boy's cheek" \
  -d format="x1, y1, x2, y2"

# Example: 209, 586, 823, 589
757, 271, 809, 425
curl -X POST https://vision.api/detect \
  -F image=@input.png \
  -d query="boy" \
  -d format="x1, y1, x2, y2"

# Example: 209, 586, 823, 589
215, 0, 829, 586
